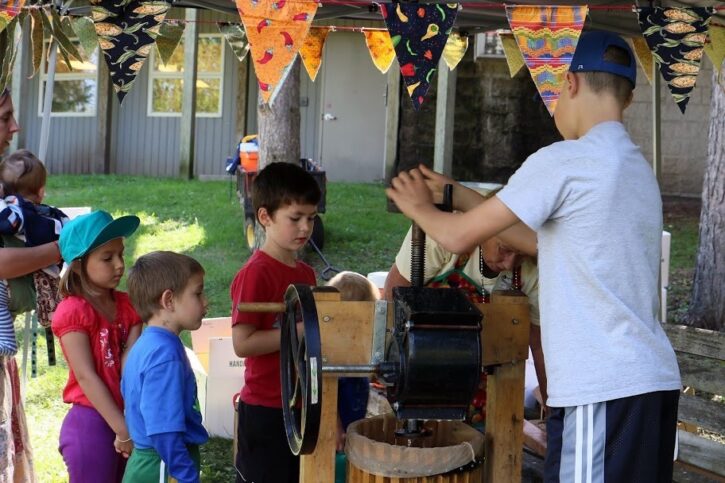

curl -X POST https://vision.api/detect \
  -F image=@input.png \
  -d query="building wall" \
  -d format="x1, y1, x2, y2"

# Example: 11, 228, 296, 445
19, 8, 244, 178
397, 51, 560, 184
396, 51, 716, 197
624, 59, 714, 197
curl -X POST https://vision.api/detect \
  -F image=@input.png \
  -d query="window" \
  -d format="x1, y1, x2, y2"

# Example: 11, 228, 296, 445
474, 31, 506, 59
38, 40, 98, 116
148, 34, 224, 117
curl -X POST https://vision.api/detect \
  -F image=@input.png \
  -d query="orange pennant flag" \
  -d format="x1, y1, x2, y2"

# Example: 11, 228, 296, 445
364, 30, 396, 74
0, 0, 25, 33
236, 0, 317, 104
300, 27, 330, 82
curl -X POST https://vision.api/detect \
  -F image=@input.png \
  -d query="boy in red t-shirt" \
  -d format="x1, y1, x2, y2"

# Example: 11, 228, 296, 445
230, 162, 321, 483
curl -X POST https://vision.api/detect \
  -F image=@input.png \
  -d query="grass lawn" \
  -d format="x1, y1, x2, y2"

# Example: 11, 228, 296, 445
16, 176, 699, 482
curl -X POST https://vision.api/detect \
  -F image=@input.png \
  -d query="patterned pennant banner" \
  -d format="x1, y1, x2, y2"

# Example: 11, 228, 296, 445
155, 20, 184, 65
0, 0, 24, 34
0, 15, 19, 93
705, 24, 725, 79
70, 16, 100, 63
364, 30, 396, 73
443, 31, 467, 70
235, 0, 317, 104
628, 36, 654, 84
638, 7, 712, 114
218, 22, 249, 62
300, 27, 330, 81
499, 31, 526, 77
381, 2, 459, 110
91, 0, 170, 103
506, 5, 588, 116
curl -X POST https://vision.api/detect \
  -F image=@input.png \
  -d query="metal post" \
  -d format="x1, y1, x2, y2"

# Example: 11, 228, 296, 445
38, 40, 58, 163
433, 57, 456, 176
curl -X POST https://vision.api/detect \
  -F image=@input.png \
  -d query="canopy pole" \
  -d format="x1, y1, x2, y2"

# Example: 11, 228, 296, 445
433, 57, 456, 176
38, 39, 58, 164
179, 7, 199, 179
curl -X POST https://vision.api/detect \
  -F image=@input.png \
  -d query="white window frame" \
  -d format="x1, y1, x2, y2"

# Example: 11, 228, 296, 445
474, 31, 506, 60
38, 40, 99, 117
147, 33, 225, 118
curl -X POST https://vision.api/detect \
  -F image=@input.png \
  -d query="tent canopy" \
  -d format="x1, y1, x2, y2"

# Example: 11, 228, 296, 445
175, 0, 725, 35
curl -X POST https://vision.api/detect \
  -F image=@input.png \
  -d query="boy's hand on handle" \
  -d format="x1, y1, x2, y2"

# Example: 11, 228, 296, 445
386, 168, 435, 219
418, 165, 458, 205
114, 434, 134, 458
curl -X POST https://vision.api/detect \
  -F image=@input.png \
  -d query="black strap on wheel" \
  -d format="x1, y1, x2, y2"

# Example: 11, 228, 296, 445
280, 284, 323, 455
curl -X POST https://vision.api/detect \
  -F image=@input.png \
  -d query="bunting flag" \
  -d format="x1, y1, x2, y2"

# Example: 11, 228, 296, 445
91, 0, 170, 103
300, 27, 330, 81
628, 36, 654, 84
70, 16, 100, 63
0, 15, 19, 93
506, 5, 588, 115
381, 2, 459, 110
0, 0, 24, 34
363, 30, 396, 73
443, 32, 467, 70
704, 24, 725, 79
155, 20, 184, 65
218, 22, 249, 62
498, 31, 526, 77
637, 7, 712, 113
235, 0, 317, 104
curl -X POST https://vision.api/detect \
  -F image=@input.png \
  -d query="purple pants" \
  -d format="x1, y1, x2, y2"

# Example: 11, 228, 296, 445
59, 404, 126, 483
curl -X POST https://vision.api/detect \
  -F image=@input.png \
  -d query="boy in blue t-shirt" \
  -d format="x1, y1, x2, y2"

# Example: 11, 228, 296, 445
122, 251, 210, 483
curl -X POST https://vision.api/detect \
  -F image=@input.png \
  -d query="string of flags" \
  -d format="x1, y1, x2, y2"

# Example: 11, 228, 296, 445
0, 2, 724, 114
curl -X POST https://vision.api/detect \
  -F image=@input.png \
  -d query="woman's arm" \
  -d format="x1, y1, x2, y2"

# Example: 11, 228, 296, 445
382, 263, 412, 302
529, 324, 548, 411
60, 332, 131, 441
0, 242, 61, 279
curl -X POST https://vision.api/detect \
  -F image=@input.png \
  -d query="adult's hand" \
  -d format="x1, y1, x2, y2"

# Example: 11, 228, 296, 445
386, 168, 435, 219
416, 165, 456, 204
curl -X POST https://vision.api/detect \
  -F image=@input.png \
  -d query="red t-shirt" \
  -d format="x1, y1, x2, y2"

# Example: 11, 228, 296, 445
230, 250, 316, 408
51, 292, 141, 409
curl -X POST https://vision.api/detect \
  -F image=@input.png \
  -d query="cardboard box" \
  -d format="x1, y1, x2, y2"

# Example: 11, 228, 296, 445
205, 337, 244, 438
190, 317, 233, 372
188, 318, 245, 438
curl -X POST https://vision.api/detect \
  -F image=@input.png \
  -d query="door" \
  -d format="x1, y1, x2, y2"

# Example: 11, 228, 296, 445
318, 32, 388, 182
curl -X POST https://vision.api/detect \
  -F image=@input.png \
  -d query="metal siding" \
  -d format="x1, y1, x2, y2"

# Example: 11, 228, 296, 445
20, 41, 98, 175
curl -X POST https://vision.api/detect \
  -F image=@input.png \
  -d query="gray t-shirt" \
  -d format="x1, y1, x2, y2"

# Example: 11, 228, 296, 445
498, 121, 681, 407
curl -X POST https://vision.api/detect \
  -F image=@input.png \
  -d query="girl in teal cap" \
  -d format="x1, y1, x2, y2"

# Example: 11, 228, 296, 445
51, 210, 141, 483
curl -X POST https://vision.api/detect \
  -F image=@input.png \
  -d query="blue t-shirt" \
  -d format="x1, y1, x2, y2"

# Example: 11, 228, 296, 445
121, 326, 208, 449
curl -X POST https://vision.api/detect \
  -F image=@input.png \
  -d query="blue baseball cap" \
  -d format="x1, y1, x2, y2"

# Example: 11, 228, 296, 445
59, 210, 140, 262
569, 30, 637, 86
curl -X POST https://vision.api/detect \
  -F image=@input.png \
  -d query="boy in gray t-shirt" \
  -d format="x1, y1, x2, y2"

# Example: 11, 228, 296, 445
387, 30, 681, 482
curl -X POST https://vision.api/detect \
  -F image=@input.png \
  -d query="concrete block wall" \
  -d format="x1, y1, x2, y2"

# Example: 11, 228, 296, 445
624, 59, 715, 198
396, 52, 715, 197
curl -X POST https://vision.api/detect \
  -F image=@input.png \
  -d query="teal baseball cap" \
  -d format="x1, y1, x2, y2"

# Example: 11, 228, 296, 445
59, 210, 140, 262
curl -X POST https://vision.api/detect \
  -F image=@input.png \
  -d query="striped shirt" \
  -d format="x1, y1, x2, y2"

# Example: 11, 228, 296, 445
0, 280, 18, 356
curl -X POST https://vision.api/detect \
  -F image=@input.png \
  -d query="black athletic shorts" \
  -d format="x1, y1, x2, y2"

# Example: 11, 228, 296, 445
545, 390, 680, 483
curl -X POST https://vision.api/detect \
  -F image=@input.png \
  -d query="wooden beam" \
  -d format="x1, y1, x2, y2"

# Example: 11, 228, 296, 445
299, 376, 338, 483
433, 57, 456, 176
179, 7, 199, 179
236, 57, 249, 140
485, 361, 526, 483
677, 430, 725, 478
383, 61, 400, 182
661, 323, 725, 360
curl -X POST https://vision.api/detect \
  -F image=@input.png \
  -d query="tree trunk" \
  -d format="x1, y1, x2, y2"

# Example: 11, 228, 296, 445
686, 63, 725, 331
257, 58, 301, 168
